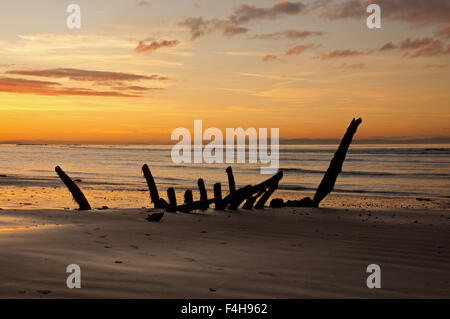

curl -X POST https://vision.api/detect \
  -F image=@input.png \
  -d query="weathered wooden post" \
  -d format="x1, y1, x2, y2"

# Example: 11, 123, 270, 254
167, 187, 177, 208
197, 178, 209, 209
55, 166, 91, 211
243, 189, 265, 209
226, 166, 236, 194
142, 164, 165, 208
214, 183, 225, 210
312, 118, 362, 206
255, 181, 279, 209
184, 190, 193, 204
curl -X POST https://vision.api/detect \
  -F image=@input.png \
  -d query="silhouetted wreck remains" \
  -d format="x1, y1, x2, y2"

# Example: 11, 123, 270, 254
270, 117, 362, 208
55, 118, 362, 215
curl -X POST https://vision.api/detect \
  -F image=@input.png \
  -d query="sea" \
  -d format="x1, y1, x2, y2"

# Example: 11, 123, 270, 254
0, 144, 449, 209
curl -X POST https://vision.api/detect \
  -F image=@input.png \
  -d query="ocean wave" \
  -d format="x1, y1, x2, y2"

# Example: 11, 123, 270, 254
279, 167, 450, 179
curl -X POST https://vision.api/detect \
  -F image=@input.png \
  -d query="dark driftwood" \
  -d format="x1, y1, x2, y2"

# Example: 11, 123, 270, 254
142, 164, 167, 208
167, 187, 177, 208
269, 198, 284, 208
285, 197, 315, 207
242, 189, 265, 210
228, 185, 252, 210
55, 166, 91, 210
285, 118, 362, 208
197, 178, 209, 209
214, 183, 225, 210
226, 166, 236, 193
222, 171, 283, 210
312, 118, 362, 206
146, 212, 164, 222
184, 190, 193, 204
255, 181, 279, 209
167, 198, 215, 213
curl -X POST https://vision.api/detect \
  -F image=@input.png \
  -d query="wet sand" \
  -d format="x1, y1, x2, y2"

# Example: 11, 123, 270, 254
0, 206, 449, 298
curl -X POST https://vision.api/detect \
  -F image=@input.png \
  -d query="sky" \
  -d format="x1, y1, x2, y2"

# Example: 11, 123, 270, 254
0, 0, 449, 143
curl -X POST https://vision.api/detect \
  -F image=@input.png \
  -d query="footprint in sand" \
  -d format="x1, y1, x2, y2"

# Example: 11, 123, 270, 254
184, 257, 197, 263
258, 272, 277, 277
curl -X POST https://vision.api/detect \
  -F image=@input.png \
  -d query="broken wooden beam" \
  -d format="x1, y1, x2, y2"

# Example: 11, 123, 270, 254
255, 181, 280, 209
312, 118, 362, 206
55, 166, 91, 211
197, 178, 209, 209
222, 171, 283, 209
184, 190, 193, 204
167, 198, 216, 213
142, 164, 167, 209
146, 212, 164, 222
242, 189, 265, 210
214, 183, 225, 210
228, 185, 252, 210
167, 187, 177, 208
226, 166, 236, 194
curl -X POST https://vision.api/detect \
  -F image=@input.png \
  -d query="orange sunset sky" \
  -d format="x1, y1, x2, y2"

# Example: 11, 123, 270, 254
0, 0, 449, 143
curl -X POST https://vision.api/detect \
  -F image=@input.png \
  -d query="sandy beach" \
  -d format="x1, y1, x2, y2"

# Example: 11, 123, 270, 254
0, 204, 449, 298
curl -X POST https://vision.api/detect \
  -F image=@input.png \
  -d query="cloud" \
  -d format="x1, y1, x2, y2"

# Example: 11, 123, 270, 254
6, 68, 168, 82
262, 44, 315, 61
321, 0, 363, 19
179, 17, 248, 39
180, 1, 307, 40
380, 37, 450, 57
253, 30, 325, 40
229, 1, 307, 24
286, 44, 315, 55
114, 85, 163, 92
380, 42, 396, 51
0, 77, 136, 97
134, 39, 180, 53
321, 0, 450, 26
262, 54, 279, 62
436, 25, 450, 39
179, 17, 210, 40
321, 49, 368, 59
214, 21, 248, 37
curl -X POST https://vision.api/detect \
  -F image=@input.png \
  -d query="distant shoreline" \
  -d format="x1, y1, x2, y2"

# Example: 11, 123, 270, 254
1, 140, 450, 146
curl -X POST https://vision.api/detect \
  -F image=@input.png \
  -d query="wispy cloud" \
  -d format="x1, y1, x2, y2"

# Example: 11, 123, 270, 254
286, 44, 315, 55
379, 38, 450, 58
180, 1, 308, 40
252, 30, 325, 40
262, 44, 316, 62
134, 39, 180, 54
229, 1, 307, 24
6, 68, 168, 82
320, 49, 368, 59
262, 54, 279, 62
321, 0, 450, 26
436, 25, 450, 39
0, 77, 136, 97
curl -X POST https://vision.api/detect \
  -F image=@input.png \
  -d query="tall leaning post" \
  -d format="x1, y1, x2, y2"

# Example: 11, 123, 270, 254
312, 118, 362, 206
55, 166, 91, 211
226, 166, 236, 194
142, 164, 164, 208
